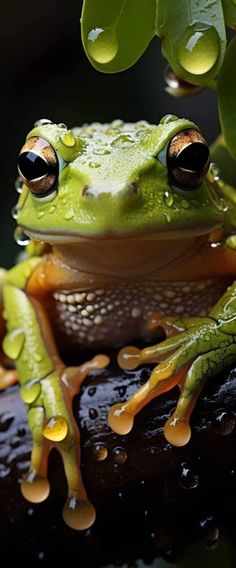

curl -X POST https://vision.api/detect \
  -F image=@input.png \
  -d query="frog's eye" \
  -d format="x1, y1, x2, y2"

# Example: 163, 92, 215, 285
17, 136, 58, 197
167, 129, 210, 188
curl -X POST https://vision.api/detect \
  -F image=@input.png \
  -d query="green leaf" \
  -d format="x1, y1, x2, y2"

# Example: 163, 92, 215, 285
156, 0, 226, 86
81, 0, 156, 73
222, 0, 236, 28
218, 36, 236, 160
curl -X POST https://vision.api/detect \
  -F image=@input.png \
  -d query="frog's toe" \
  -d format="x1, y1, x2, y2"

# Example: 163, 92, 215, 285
63, 496, 96, 531
108, 402, 134, 435
164, 414, 191, 447
21, 471, 50, 503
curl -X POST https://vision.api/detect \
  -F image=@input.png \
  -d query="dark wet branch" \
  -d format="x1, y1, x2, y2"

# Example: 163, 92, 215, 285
0, 356, 236, 567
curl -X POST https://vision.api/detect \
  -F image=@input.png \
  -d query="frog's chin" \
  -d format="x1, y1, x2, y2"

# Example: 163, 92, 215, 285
21, 221, 219, 245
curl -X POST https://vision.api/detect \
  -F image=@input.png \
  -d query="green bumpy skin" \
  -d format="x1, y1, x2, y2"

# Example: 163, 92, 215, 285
2, 115, 236, 530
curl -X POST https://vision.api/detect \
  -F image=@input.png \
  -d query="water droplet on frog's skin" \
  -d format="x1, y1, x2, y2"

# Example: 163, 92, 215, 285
163, 190, 174, 207
49, 205, 56, 214
93, 148, 111, 156
60, 131, 76, 147
177, 24, 220, 75
111, 134, 134, 147
3, 329, 25, 360
160, 114, 178, 125
89, 408, 98, 420
178, 462, 199, 489
0, 412, 14, 432
114, 385, 127, 398
213, 409, 235, 435
93, 443, 108, 461
58, 122, 67, 129
20, 379, 41, 404
34, 118, 53, 127
43, 416, 68, 442
15, 176, 23, 193
112, 446, 128, 464
14, 226, 30, 246
11, 205, 19, 219
86, 27, 118, 64
64, 209, 75, 220
37, 211, 45, 219
89, 161, 101, 168
21, 471, 50, 503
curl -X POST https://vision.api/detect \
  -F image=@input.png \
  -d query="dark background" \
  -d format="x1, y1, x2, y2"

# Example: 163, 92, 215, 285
0, 0, 220, 267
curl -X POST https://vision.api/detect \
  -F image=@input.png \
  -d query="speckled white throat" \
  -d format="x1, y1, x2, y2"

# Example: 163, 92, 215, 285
52, 277, 230, 349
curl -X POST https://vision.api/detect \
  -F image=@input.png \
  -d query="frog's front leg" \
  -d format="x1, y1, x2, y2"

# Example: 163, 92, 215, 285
109, 283, 236, 447
2, 275, 109, 530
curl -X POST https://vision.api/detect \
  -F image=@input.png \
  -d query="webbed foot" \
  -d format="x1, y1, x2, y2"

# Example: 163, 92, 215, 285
21, 354, 109, 530
109, 311, 236, 446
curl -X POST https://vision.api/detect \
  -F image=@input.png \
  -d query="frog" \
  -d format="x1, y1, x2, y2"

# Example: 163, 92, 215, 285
1, 114, 236, 531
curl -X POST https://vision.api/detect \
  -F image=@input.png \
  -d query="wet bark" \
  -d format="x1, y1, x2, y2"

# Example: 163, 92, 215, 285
1, 354, 236, 567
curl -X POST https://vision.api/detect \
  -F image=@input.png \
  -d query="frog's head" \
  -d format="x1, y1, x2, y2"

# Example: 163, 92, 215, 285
16, 115, 225, 245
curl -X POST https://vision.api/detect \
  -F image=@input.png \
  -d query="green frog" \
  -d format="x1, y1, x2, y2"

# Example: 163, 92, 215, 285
1, 115, 236, 530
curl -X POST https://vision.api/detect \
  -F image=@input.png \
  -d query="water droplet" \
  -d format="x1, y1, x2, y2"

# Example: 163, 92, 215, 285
14, 226, 30, 246
49, 205, 56, 214
114, 385, 127, 398
177, 24, 220, 75
43, 416, 68, 442
93, 442, 108, 461
64, 209, 75, 220
38, 552, 44, 561
3, 329, 25, 360
160, 114, 178, 125
111, 134, 134, 147
226, 235, 236, 250
163, 190, 174, 207
86, 27, 118, 64
34, 118, 53, 127
88, 386, 96, 397
60, 131, 76, 147
181, 199, 190, 209
179, 462, 199, 489
34, 353, 42, 362
112, 446, 128, 464
213, 409, 235, 435
89, 408, 98, 420
164, 65, 203, 97
63, 496, 96, 530
89, 161, 101, 168
37, 211, 45, 219
164, 212, 171, 223
21, 471, 50, 503
93, 148, 111, 155
0, 413, 14, 432
20, 379, 41, 404
17, 426, 26, 437
11, 205, 19, 219
15, 176, 23, 193
58, 122, 67, 129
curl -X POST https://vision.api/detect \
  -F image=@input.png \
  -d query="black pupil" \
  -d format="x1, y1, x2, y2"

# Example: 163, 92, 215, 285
18, 152, 52, 181
177, 142, 209, 172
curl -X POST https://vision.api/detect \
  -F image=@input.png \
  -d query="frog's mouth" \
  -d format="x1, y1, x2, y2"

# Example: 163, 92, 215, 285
21, 220, 220, 244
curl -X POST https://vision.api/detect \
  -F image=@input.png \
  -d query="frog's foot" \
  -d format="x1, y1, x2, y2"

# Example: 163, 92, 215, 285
109, 316, 236, 446
0, 365, 18, 390
21, 354, 109, 530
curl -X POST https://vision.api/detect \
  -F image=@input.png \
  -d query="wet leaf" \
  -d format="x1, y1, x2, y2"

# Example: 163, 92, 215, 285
218, 36, 236, 160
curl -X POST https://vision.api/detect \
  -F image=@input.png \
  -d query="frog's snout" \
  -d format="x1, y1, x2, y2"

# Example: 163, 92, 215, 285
82, 180, 140, 199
